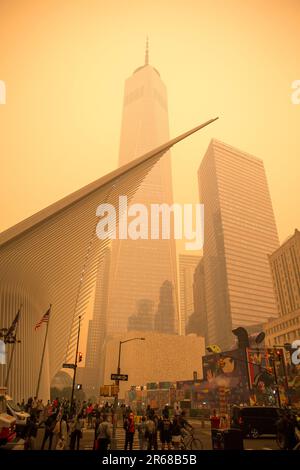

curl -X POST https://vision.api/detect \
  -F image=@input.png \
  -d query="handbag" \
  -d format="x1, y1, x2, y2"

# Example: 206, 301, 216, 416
53, 420, 61, 434
56, 438, 65, 450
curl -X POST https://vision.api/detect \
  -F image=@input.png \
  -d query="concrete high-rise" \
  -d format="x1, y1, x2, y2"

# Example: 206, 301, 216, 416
264, 228, 300, 347
178, 254, 200, 335
105, 44, 179, 338
198, 139, 279, 349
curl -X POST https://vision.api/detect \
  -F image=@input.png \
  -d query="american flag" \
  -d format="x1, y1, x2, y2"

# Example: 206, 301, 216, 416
34, 306, 51, 331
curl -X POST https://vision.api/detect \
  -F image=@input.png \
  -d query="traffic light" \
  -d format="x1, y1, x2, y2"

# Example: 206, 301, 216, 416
78, 352, 83, 363
111, 385, 119, 396
100, 385, 110, 397
275, 349, 282, 361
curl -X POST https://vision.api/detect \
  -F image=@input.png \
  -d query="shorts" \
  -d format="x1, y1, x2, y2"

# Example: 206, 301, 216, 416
160, 432, 171, 444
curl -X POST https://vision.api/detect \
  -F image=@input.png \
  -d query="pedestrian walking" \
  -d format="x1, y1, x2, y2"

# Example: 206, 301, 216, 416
69, 413, 84, 450
41, 412, 57, 450
124, 411, 135, 451
24, 414, 38, 450
145, 414, 157, 450
95, 414, 112, 451
55, 414, 69, 450
86, 403, 93, 429
137, 416, 147, 450
158, 413, 172, 450
171, 416, 182, 450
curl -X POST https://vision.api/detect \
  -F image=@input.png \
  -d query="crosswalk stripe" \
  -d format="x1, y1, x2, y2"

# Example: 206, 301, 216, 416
84, 428, 140, 450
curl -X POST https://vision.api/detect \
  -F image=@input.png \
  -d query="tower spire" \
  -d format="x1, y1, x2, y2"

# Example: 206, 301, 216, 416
145, 36, 149, 65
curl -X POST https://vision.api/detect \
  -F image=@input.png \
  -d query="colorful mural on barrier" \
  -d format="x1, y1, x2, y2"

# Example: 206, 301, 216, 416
124, 348, 299, 413
201, 349, 250, 412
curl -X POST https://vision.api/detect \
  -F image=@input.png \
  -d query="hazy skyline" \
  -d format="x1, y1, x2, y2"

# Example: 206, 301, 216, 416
0, 0, 299, 253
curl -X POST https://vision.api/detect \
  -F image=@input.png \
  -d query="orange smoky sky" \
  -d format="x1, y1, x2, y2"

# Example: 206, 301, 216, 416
0, 0, 299, 246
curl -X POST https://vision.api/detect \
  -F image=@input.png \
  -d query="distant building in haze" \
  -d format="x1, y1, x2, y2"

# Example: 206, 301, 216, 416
187, 258, 208, 341
178, 254, 200, 335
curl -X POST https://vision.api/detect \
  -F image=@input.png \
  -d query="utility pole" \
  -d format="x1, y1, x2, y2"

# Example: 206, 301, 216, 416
111, 337, 145, 450
70, 315, 81, 412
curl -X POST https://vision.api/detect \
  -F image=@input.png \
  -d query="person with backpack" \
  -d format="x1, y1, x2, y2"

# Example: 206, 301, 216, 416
159, 412, 172, 450
137, 416, 147, 450
95, 414, 112, 451
124, 411, 135, 451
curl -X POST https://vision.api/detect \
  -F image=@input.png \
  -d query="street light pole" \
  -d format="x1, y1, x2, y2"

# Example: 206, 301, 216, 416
70, 315, 81, 413
111, 337, 145, 450
117, 341, 122, 375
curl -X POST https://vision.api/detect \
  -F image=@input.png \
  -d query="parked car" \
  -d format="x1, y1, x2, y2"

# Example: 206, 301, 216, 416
231, 405, 283, 438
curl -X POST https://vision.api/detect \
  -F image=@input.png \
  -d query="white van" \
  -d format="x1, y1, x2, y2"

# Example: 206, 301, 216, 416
5, 396, 30, 432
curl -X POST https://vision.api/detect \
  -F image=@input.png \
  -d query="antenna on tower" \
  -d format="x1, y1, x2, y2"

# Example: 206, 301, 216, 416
145, 36, 149, 65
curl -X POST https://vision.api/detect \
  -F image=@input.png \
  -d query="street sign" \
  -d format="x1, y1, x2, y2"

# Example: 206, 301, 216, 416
62, 363, 75, 369
111, 373, 128, 381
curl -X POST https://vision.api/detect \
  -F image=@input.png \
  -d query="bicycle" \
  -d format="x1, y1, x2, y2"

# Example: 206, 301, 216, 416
180, 428, 203, 450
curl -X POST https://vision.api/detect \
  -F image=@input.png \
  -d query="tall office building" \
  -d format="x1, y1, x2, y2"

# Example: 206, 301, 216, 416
178, 254, 200, 335
199, 139, 279, 349
104, 44, 178, 339
264, 228, 300, 347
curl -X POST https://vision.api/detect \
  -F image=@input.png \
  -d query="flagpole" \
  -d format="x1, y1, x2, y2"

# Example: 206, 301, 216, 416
4, 305, 22, 388
35, 304, 51, 398
4, 334, 18, 388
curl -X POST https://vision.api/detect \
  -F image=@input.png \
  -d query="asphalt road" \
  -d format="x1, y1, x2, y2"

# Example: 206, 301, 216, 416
4, 421, 280, 451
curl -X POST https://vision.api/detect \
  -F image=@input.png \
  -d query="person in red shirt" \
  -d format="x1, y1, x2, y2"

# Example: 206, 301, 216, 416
124, 412, 135, 451
86, 403, 94, 429
210, 409, 220, 429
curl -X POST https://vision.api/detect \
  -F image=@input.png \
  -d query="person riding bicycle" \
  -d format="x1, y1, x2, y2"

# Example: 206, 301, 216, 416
178, 410, 193, 437
176, 411, 203, 450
